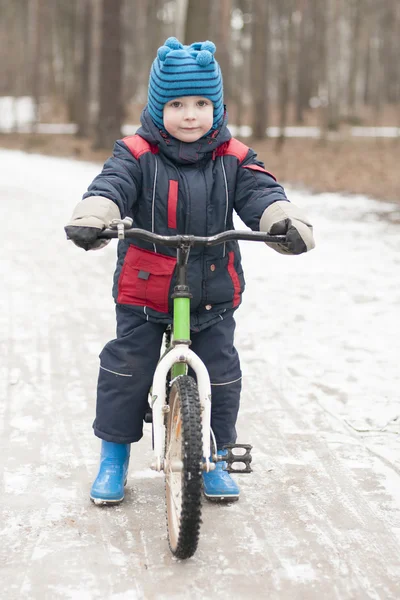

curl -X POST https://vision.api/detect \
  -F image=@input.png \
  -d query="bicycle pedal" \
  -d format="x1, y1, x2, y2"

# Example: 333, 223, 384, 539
221, 444, 253, 473
144, 408, 153, 423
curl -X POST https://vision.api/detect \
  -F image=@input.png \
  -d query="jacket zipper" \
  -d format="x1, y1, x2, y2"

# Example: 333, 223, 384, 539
180, 169, 191, 233
151, 155, 158, 252
221, 156, 229, 257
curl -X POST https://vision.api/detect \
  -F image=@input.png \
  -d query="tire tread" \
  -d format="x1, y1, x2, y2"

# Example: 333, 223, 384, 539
166, 375, 203, 559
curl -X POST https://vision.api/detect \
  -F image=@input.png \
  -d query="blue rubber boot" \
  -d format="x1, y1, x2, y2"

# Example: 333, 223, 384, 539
90, 441, 130, 504
202, 450, 240, 502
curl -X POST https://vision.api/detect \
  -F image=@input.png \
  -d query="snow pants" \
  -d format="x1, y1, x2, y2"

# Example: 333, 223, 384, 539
93, 306, 242, 448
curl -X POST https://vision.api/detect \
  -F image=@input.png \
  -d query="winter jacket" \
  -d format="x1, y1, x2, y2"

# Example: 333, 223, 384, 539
84, 106, 289, 331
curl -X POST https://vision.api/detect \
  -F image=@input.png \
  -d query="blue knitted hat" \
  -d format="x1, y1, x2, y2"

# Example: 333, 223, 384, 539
148, 37, 224, 131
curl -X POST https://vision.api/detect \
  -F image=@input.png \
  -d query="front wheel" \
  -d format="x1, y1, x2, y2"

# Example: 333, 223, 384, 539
165, 375, 203, 559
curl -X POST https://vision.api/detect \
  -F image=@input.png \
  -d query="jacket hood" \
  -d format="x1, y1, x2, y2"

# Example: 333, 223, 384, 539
136, 105, 231, 165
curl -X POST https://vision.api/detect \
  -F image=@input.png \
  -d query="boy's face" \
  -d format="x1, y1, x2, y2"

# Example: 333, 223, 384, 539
163, 96, 214, 142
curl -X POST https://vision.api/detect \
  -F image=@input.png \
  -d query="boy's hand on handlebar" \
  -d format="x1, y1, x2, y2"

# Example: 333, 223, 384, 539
64, 224, 106, 251
269, 218, 310, 255
260, 201, 315, 255
65, 195, 121, 251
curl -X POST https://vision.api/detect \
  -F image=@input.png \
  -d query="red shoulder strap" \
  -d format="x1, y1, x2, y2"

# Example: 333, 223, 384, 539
218, 137, 276, 180
217, 138, 249, 163
122, 135, 156, 159
242, 164, 276, 181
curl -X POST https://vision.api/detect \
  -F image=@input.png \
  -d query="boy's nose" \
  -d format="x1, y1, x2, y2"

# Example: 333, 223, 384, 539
183, 108, 196, 120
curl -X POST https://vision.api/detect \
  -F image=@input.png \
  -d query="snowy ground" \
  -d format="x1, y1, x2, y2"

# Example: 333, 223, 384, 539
1, 149, 400, 599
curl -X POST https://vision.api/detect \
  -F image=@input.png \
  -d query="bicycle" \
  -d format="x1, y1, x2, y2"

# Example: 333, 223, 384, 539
98, 218, 285, 559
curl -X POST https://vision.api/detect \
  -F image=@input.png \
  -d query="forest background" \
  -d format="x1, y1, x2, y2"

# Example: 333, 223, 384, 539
1, 0, 399, 204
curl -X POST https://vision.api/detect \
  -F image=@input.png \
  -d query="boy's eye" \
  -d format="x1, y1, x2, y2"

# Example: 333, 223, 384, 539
197, 100, 208, 107
171, 101, 181, 108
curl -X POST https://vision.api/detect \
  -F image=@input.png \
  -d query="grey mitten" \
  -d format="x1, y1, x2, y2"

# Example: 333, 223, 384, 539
65, 196, 121, 251
260, 201, 315, 255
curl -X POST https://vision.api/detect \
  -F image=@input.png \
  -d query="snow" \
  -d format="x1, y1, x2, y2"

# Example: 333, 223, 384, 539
1, 149, 400, 598
239, 192, 400, 433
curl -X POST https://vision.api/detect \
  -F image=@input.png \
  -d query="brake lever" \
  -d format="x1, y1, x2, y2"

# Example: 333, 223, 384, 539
108, 217, 133, 239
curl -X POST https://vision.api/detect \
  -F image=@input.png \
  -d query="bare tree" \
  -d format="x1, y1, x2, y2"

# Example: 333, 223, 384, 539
381, 0, 399, 104
232, 0, 252, 131
369, 2, 385, 125
250, 0, 269, 139
347, 0, 363, 115
31, 0, 45, 127
51, 0, 81, 123
327, 0, 342, 131
75, 0, 93, 137
315, 0, 330, 140
184, 0, 212, 43
93, 0, 123, 150
124, 0, 166, 108
173, 0, 188, 40
275, 0, 296, 149
295, 0, 314, 123
210, 0, 232, 106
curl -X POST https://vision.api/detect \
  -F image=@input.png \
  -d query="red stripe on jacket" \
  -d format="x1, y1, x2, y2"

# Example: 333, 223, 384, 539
167, 180, 178, 229
227, 251, 241, 307
242, 164, 276, 180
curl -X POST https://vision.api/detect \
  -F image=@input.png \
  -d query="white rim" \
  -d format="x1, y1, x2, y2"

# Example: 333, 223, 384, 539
165, 387, 183, 551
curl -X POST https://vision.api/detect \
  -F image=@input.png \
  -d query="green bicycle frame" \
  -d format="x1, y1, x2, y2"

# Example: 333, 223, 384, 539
171, 298, 190, 378
170, 244, 192, 379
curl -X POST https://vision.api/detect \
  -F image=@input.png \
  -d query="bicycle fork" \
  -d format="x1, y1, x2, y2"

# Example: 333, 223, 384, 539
150, 344, 215, 473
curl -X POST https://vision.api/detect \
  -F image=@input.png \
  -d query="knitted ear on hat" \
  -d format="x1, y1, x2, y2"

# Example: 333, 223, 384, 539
148, 37, 224, 131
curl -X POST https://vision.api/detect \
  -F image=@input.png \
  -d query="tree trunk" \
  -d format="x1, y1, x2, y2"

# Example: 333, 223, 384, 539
174, 0, 188, 41
382, 1, 398, 104
31, 0, 45, 128
130, 0, 164, 106
326, 0, 342, 131
93, 0, 123, 150
210, 0, 232, 107
362, 20, 372, 105
315, 0, 328, 141
76, 0, 93, 137
184, 0, 211, 44
250, 0, 269, 140
370, 3, 385, 124
53, 0, 80, 123
295, 0, 308, 124
317, 0, 342, 139
276, 0, 295, 150
147, 0, 164, 56
234, 0, 252, 131
347, 0, 363, 114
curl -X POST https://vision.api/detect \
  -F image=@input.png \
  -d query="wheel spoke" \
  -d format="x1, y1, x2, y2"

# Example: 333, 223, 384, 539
165, 477, 181, 528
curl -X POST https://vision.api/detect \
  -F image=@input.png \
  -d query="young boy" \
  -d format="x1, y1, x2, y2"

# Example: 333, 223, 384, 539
65, 37, 315, 504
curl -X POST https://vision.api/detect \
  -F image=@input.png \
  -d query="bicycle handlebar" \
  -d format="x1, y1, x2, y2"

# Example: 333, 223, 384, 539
98, 226, 286, 247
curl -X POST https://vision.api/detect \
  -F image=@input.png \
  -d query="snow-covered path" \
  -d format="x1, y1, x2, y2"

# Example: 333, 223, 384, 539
1, 149, 400, 599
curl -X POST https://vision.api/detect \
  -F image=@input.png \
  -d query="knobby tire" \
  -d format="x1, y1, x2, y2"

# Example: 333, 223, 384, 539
165, 375, 203, 559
